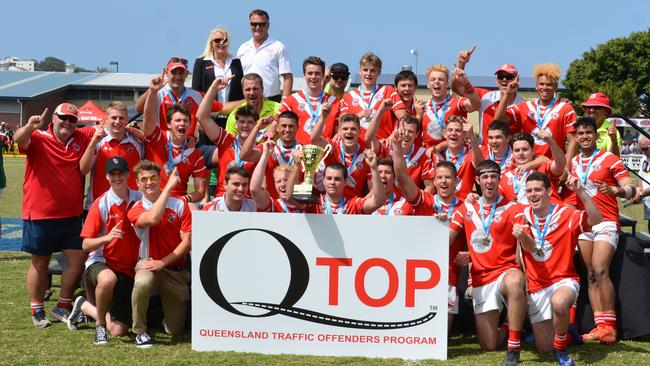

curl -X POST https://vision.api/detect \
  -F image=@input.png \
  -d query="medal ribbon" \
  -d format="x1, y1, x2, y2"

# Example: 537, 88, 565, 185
430, 96, 449, 131
339, 142, 359, 174
325, 196, 346, 215
304, 91, 324, 126
358, 85, 378, 110
534, 204, 556, 247
490, 147, 511, 170
534, 98, 557, 130
233, 138, 244, 167
576, 149, 599, 184
373, 193, 395, 216
446, 147, 465, 171
166, 132, 187, 172
513, 168, 531, 195
165, 85, 187, 105
479, 196, 499, 235
404, 145, 415, 166
434, 195, 458, 219
276, 141, 297, 165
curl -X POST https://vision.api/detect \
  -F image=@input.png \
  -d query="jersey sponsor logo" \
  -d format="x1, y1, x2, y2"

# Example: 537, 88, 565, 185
72, 143, 81, 152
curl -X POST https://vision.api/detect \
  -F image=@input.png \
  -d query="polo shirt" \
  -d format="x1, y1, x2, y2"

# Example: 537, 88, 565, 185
596, 118, 621, 152
224, 99, 281, 140
237, 36, 292, 97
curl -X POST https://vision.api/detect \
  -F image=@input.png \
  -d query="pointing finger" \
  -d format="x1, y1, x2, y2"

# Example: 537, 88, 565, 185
40, 108, 49, 121
468, 44, 477, 55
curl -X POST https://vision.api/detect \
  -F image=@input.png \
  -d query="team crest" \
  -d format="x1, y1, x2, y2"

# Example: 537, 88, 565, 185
167, 213, 176, 223
493, 215, 503, 224
72, 143, 80, 152
592, 164, 601, 172
551, 112, 559, 119
298, 102, 305, 111
465, 211, 473, 220
352, 98, 359, 107
127, 146, 134, 154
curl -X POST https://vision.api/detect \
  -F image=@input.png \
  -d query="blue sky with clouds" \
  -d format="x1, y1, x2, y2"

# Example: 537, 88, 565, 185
2, 0, 648, 78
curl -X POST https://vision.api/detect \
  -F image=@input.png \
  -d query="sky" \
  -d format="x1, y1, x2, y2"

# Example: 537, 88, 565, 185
2, 0, 649, 78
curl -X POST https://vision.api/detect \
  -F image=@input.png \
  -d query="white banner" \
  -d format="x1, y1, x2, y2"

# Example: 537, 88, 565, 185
192, 212, 449, 360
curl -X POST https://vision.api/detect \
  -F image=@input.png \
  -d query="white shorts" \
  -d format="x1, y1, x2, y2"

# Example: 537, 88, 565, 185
448, 285, 459, 315
472, 270, 514, 314
578, 220, 618, 248
527, 278, 580, 324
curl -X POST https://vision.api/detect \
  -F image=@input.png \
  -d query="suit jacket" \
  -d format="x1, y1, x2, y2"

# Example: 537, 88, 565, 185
192, 57, 244, 102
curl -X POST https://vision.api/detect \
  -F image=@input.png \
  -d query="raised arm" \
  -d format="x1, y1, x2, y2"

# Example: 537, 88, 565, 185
240, 117, 270, 161
79, 124, 106, 175
566, 175, 603, 226
363, 99, 393, 153
251, 139, 275, 209
136, 168, 180, 228
197, 77, 230, 142
310, 101, 332, 147
494, 76, 519, 123
538, 129, 566, 176
389, 128, 420, 203
142, 71, 166, 138
453, 67, 481, 112
362, 147, 386, 214
282, 74, 293, 99
607, 125, 620, 156
463, 119, 484, 168
450, 45, 476, 96
14, 108, 48, 150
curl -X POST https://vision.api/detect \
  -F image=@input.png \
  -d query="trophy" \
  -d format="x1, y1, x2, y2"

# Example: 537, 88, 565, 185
292, 144, 332, 203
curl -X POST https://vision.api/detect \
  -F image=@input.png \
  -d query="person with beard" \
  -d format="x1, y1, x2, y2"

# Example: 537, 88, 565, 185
225, 73, 281, 140
514, 172, 602, 365
449, 160, 527, 366
143, 75, 209, 204
203, 166, 256, 212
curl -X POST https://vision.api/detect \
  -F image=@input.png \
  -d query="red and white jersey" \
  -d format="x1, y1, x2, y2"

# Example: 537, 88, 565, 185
203, 195, 257, 212
81, 188, 142, 277
566, 149, 629, 224
279, 90, 340, 144
372, 192, 410, 216
155, 84, 222, 138
481, 145, 514, 171
475, 88, 524, 144
449, 197, 521, 286
257, 140, 302, 199
128, 195, 191, 268
421, 96, 468, 148
144, 127, 208, 196
323, 140, 370, 197
507, 99, 576, 158
517, 204, 589, 293
20, 125, 95, 220
211, 132, 256, 197
311, 194, 367, 215
499, 162, 561, 204
85, 132, 144, 209
436, 148, 476, 200
340, 85, 405, 140
379, 139, 436, 189
258, 197, 316, 213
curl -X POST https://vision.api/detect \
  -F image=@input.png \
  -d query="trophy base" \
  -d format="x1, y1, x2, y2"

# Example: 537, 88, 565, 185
292, 183, 321, 204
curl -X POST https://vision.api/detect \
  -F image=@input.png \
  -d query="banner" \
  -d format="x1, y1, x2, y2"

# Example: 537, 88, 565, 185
192, 212, 449, 360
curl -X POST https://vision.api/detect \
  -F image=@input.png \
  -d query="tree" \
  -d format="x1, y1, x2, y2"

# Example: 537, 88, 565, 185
562, 29, 650, 117
35, 57, 66, 72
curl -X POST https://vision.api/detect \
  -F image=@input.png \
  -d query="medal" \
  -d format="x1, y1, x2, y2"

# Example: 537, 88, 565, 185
533, 204, 555, 259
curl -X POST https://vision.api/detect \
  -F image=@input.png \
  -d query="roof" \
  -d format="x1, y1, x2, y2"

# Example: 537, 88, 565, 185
0, 71, 98, 99
350, 73, 566, 91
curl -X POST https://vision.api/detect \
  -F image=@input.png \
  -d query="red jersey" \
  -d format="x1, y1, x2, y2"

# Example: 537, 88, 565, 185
20, 125, 95, 220
323, 140, 370, 197
421, 96, 468, 148
85, 133, 144, 208
340, 85, 404, 140
258, 197, 316, 214
449, 198, 520, 286
566, 149, 629, 224
507, 99, 576, 157
436, 148, 476, 200
128, 195, 191, 267
259, 140, 302, 199
279, 90, 340, 144
475, 88, 524, 144
81, 189, 142, 277
211, 132, 256, 197
372, 192, 410, 216
311, 194, 367, 215
481, 145, 514, 172
404, 190, 465, 287
144, 127, 208, 196
155, 84, 222, 138
517, 204, 588, 292
499, 162, 561, 204
379, 139, 436, 189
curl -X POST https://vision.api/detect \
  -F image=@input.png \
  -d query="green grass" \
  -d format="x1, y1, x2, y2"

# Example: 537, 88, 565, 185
2, 158, 650, 365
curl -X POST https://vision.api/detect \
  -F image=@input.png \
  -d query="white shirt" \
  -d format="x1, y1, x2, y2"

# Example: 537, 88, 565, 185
206, 56, 233, 102
206, 195, 257, 212
237, 36, 292, 97
638, 155, 650, 218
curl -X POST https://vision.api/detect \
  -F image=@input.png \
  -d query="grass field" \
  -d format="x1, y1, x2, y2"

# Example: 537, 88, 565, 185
1, 156, 650, 365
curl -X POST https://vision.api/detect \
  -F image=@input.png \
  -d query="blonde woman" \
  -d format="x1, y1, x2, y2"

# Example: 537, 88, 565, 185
192, 26, 244, 105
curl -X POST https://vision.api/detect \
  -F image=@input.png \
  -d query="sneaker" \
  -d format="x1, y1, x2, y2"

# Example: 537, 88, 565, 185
32, 308, 52, 328
502, 349, 520, 366
50, 306, 70, 323
67, 296, 86, 331
599, 325, 617, 345
94, 325, 109, 345
567, 324, 583, 345
135, 332, 154, 349
554, 349, 575, 366
582, 326, 603, 342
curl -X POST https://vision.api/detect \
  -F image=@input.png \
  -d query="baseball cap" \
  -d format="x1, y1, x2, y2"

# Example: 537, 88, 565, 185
105, 156, 129, 173
329, 62, 350, 76
494, 64, 518, 75
54, 103, 79, 118
166, 57, 188, 72
581, 92, 612, 114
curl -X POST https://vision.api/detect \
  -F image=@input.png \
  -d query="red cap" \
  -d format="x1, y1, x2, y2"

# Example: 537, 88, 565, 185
166, 57, 188, 72
54, 103, 78, 118
494, 64, 518, 75
582, 92, 612, 114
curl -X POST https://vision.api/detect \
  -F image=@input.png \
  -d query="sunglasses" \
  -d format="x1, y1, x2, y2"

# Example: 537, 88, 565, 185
331, 74, 349, 81
212, 38, 228, 44
584, 105, 605, 110
496, 73, 515, 81
250, 22, 268, 28
168, 57, 188, 65
56, 114, 78, 123
139, 175, 159, 184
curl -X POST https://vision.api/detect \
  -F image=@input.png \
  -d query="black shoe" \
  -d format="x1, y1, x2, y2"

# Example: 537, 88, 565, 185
135, 332, 154, 349
67, 296, 86, 331
502, 349, 520, 366
94, 325, 109, 345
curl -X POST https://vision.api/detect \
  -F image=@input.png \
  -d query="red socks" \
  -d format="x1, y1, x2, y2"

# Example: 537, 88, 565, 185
554, 333, 568, 350
507, 329, 521, 351
56, 297, 72, 309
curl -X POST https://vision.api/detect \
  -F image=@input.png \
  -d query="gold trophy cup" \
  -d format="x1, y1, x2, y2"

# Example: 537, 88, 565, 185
292, 144, 332, 203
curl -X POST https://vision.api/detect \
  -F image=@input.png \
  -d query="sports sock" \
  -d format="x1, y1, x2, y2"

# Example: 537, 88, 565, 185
507, 329, 521, 351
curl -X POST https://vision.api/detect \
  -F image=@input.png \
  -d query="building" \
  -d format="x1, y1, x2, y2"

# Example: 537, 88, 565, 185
0, 57, 35, 72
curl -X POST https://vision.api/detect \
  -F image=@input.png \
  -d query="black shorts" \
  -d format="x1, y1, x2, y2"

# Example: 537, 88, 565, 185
86, 262, 134, 325
22, 216, 82, 256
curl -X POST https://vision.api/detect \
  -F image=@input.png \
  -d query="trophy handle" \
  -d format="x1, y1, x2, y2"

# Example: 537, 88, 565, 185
322, 143, 332, 162
295, 145, 306, 172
